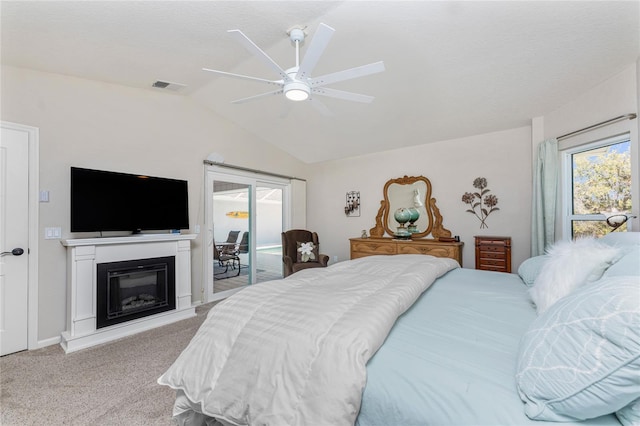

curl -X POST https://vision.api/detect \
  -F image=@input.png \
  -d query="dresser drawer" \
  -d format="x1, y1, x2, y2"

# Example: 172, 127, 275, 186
349, 238, 463, 265
351, 240, 396, 256
397, 243, 457, 260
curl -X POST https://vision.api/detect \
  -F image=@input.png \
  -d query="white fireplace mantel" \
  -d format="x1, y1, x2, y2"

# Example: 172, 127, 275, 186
60, 233, 197, 353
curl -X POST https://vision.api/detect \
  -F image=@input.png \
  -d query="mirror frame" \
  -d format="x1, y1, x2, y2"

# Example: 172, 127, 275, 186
382, 175, 433, 239
370, 175, 453, 240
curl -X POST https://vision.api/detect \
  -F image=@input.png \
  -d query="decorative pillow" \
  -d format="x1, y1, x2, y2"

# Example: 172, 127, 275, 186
517, 255, 548, 287
603, 246, 640, 278
617, 398, 640, 426
296, 241, 318, 263
600, 231, 640, 247
516, 276, 640, 422
528, 237, 620, 313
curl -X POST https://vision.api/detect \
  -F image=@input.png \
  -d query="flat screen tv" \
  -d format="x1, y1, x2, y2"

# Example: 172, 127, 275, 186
71, 167, 189, 233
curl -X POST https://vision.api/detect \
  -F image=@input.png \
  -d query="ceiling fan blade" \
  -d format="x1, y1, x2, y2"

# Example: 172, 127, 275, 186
231, 89, 284, 104
310, 61, 385, 88
312, 87, 375, 103
202, 68, 282, 86
309, 97, 334, 117
228, 29, 291, 82
296, 23, 335, 81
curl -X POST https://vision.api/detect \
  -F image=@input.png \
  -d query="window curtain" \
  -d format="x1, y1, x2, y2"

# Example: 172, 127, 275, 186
531, 138, 559, 256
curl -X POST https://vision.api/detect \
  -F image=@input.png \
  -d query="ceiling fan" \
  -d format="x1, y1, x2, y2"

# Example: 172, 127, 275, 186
202, 23, 385, 111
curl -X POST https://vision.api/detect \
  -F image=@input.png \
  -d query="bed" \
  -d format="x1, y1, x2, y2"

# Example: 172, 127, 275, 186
159, 232, 640, 426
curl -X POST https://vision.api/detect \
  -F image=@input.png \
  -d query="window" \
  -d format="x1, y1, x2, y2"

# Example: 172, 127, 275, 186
562, 134, 632, 238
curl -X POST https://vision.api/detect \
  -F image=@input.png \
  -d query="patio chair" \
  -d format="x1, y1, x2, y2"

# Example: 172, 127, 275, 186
214, 240, 240, 276
221, 230, 241, 254
238, 231, 249, 255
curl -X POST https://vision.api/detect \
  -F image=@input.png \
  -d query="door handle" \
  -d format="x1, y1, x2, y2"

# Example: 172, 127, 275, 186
0, 248, 24, 257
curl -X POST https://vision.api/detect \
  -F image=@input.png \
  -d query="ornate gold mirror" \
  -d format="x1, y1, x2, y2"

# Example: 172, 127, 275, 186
370, 175, 452, 240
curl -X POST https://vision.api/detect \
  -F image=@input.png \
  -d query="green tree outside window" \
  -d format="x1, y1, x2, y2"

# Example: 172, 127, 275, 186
571, 141, 631, 238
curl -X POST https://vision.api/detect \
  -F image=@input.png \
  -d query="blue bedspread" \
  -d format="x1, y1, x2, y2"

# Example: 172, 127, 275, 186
357, 267, 619, 426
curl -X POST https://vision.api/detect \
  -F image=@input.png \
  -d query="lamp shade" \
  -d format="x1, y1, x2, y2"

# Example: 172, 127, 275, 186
284, 82, 310, 101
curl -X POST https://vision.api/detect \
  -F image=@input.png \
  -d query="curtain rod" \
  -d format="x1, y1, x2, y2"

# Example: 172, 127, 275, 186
203, 160, 306, 182
557, 113, 637, 141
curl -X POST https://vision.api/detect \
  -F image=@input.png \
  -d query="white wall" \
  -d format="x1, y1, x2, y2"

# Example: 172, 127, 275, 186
541, 64, 639, 238
306, 126, 533, 270
304, 63, 639, 273
1, 66, 307, 343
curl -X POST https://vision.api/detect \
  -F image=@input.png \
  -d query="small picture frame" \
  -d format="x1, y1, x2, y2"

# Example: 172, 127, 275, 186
345, 191, 360, 217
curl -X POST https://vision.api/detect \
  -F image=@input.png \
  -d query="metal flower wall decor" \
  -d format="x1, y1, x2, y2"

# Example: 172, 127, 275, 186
461, 177, 499, 228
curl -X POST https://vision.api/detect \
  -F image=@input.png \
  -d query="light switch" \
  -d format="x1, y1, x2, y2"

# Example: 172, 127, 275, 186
45, 227, 62, 239
39, 190, 50, 202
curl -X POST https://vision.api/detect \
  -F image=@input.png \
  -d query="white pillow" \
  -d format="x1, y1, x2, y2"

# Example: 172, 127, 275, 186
528, 237, 621, 314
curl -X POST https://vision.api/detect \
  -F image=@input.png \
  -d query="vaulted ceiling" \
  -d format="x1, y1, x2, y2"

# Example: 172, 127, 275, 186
2, 1, 638, 163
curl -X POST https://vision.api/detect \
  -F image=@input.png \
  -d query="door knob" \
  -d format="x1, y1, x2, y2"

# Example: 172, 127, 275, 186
0, 248, 24, 257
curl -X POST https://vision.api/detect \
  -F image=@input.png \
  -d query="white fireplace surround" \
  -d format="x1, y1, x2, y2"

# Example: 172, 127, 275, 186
60, 234, 196, 353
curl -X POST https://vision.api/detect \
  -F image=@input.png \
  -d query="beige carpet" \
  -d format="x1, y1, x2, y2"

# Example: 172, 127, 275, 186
1, 302, 218, 426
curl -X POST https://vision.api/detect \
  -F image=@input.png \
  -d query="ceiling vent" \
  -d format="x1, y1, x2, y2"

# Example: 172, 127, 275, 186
152, 80, 187, 92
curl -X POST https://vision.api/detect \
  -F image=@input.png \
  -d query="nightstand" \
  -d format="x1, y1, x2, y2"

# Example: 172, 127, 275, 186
475, 236, 511, 273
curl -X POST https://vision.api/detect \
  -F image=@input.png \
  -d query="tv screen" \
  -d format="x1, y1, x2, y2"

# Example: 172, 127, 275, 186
71, 167, 189, 233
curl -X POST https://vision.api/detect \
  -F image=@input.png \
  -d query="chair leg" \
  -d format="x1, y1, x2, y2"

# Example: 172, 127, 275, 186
233, 260, 240, 276
214, 259, 230, 276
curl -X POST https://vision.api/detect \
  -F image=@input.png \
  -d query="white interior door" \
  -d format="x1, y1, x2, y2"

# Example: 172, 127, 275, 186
0, 126, 30, 356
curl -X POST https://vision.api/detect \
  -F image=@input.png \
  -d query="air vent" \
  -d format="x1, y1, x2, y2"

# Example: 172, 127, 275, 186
151, 80, 187, 92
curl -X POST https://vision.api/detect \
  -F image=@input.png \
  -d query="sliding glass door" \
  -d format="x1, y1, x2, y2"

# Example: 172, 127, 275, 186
212, 180, 251, 293
205, 168, 290, 301
255, 184, 285, 283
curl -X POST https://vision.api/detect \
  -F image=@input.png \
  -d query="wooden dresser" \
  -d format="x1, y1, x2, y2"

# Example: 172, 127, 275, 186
350, 238, 463, 265
474, 236, 511, 273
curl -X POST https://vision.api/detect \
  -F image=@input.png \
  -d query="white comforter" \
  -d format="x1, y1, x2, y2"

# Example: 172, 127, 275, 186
158, 254, 458, 426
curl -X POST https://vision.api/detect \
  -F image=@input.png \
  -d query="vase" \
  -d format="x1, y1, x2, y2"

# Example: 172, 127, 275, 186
394, 207, 411, 225
394, 208, 412, 239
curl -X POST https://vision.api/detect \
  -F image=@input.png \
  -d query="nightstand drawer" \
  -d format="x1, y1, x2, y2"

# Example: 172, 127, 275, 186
478, 258, 506, 267
478, 250, 504, 259
478, 244, 504, 252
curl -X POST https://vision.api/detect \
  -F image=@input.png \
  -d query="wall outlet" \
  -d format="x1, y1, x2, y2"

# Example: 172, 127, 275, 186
333, 255, 338, 262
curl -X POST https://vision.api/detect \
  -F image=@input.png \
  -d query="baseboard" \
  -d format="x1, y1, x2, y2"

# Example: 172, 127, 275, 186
29, 302, 205, 353
35, 335, 61, 349
60, 307, 196, 353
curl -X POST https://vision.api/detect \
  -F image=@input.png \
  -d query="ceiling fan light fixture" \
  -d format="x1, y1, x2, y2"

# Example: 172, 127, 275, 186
284, 82, 310, 101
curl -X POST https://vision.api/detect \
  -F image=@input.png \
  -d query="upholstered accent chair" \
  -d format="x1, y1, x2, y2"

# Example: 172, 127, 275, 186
281, 229, 329, 277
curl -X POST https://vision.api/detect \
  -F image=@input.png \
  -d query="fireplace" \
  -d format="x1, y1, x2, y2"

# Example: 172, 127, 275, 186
96, 256, 176, 329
